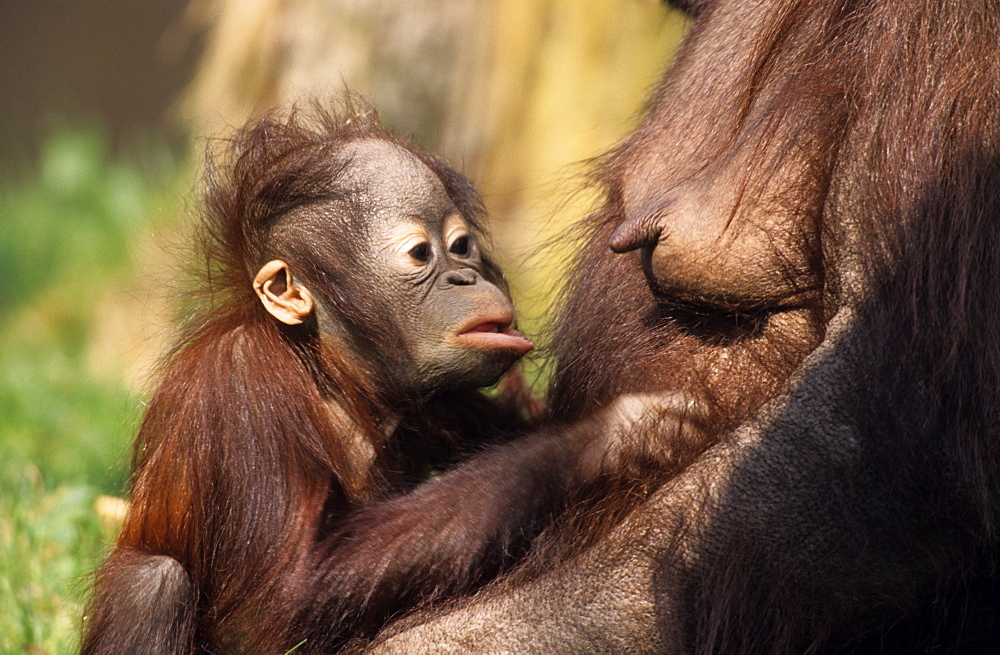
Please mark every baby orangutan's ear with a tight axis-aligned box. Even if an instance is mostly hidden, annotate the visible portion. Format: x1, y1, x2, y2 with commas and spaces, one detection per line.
253, 260, 315, 325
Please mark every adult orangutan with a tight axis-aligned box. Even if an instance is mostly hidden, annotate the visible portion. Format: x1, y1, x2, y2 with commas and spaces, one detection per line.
340, 0, 999, 651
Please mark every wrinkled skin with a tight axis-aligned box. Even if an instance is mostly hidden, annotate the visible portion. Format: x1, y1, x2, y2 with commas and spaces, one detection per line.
305, 139, 534, 396
367, 0, 1000, 651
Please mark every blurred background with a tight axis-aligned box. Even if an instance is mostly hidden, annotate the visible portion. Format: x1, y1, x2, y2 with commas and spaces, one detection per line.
0, 1, 686, 650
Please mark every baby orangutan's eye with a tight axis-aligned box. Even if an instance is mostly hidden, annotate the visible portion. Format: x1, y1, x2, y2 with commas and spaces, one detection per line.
449, 235, 470, 256
408, 242, 431, 262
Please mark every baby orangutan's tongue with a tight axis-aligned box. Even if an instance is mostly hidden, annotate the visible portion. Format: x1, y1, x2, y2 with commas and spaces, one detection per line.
468, 322, 502, 333
459, 320, 534, 354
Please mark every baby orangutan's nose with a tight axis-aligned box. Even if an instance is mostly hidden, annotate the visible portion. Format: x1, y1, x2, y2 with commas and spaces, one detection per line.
443, 268, 478, 286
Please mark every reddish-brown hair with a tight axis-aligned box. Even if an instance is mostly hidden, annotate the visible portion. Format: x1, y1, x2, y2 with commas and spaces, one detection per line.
83, 98, 529, 653
546, 0, 1000, 651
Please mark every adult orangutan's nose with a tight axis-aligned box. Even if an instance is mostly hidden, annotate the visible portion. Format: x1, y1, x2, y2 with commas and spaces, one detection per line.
608, 209, 664, 253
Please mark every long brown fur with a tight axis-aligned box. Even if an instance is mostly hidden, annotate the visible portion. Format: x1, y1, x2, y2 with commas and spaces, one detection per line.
338, 0, 1000, 652
548, 0, 1000, 651
81, 100, 541, 653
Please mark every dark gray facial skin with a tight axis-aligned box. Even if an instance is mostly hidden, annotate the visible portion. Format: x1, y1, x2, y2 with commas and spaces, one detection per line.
324, 139, 534, 396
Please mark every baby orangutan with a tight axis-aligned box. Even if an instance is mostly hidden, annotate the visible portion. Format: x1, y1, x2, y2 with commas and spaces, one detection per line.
82, 101, 695, 654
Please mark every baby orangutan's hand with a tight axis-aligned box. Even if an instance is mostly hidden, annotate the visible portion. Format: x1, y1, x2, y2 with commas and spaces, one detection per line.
570, 392, 709, 483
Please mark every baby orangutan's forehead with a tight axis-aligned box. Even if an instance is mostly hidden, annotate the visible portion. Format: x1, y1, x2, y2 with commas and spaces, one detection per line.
335, 138, 455, 224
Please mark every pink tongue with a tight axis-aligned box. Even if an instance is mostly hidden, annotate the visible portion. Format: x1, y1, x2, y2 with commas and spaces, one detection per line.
503, 326, 534, 349
464, 323, 534, 350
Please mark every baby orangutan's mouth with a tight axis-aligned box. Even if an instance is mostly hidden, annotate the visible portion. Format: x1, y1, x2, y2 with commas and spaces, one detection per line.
455, 316, 534, 354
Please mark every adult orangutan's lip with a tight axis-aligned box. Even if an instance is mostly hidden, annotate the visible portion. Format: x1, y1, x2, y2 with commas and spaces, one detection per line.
455, 315, 535, 354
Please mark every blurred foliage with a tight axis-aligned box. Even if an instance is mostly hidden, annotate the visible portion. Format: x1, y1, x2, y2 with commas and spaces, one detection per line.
0, 125, 183, 653
0, 468, 111, 653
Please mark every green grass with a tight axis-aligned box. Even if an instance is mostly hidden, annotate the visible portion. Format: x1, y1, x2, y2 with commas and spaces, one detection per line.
0, 125, 182, 653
